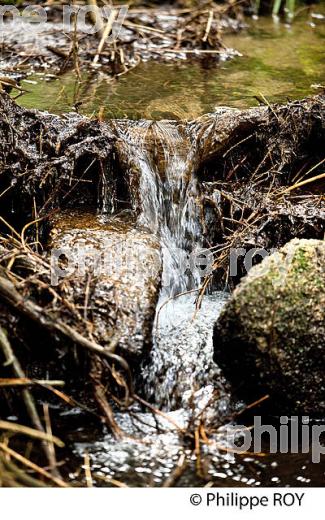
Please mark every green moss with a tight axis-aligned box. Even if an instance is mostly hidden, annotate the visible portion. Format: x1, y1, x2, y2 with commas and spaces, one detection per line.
214, 238, 325, 414
291, 247, 311, 273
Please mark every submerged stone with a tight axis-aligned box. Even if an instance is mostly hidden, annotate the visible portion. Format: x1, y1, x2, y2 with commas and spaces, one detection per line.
213, 238, 325, 415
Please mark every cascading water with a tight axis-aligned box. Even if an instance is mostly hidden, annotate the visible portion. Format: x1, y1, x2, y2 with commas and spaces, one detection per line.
72, 120, 318, 488
116, 120, 202, 297
72, 120, 251, 487
113, 119, 229, 414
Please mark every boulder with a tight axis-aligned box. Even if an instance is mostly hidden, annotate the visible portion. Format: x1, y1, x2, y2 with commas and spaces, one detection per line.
49, 210, 162, 361
213, 238, 325, 415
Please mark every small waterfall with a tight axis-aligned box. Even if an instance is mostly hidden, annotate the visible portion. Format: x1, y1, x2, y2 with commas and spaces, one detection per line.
115, 119, 202, 298
73, 120, 232, 485
113, 119, 227, 414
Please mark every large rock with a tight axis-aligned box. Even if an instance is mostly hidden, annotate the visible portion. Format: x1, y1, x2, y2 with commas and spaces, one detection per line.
49, 210, 162, 361
213, 239, 325, 415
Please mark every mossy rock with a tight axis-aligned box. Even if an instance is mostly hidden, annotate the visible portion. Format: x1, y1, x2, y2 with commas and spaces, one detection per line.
213, 238, 325, 415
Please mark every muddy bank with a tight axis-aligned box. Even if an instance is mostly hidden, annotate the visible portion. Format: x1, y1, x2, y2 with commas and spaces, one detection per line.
2, 92, 324, 211
0, 92, 118, 230
1, 91, 324, 279
193, 96, 325, 287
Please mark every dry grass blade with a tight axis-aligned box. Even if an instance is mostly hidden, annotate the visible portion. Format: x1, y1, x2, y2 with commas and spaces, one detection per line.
93, 9, 117, 66
280, 172, 325, 194
43, 404, 59, 477
0, 378, 64, 387
87, 0, 105, 38
0, 325, 62, 476
83, 452, 93, 488
162, 453, 187, 487
93, 473, 128, 487
0, 420, 64, 448
0, 443, 68, 488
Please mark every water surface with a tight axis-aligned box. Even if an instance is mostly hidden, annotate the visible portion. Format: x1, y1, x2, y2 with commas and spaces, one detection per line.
18, 13, 325, 119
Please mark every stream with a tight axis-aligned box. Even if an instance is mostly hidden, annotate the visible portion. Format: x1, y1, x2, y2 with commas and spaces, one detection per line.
18, 14, 325, 119
9, 12, 325, 486
66, 110, 324, 488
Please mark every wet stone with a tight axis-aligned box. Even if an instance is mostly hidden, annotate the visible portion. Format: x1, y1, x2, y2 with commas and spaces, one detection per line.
213, 238, 325, 416
49, 210, 162, 360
